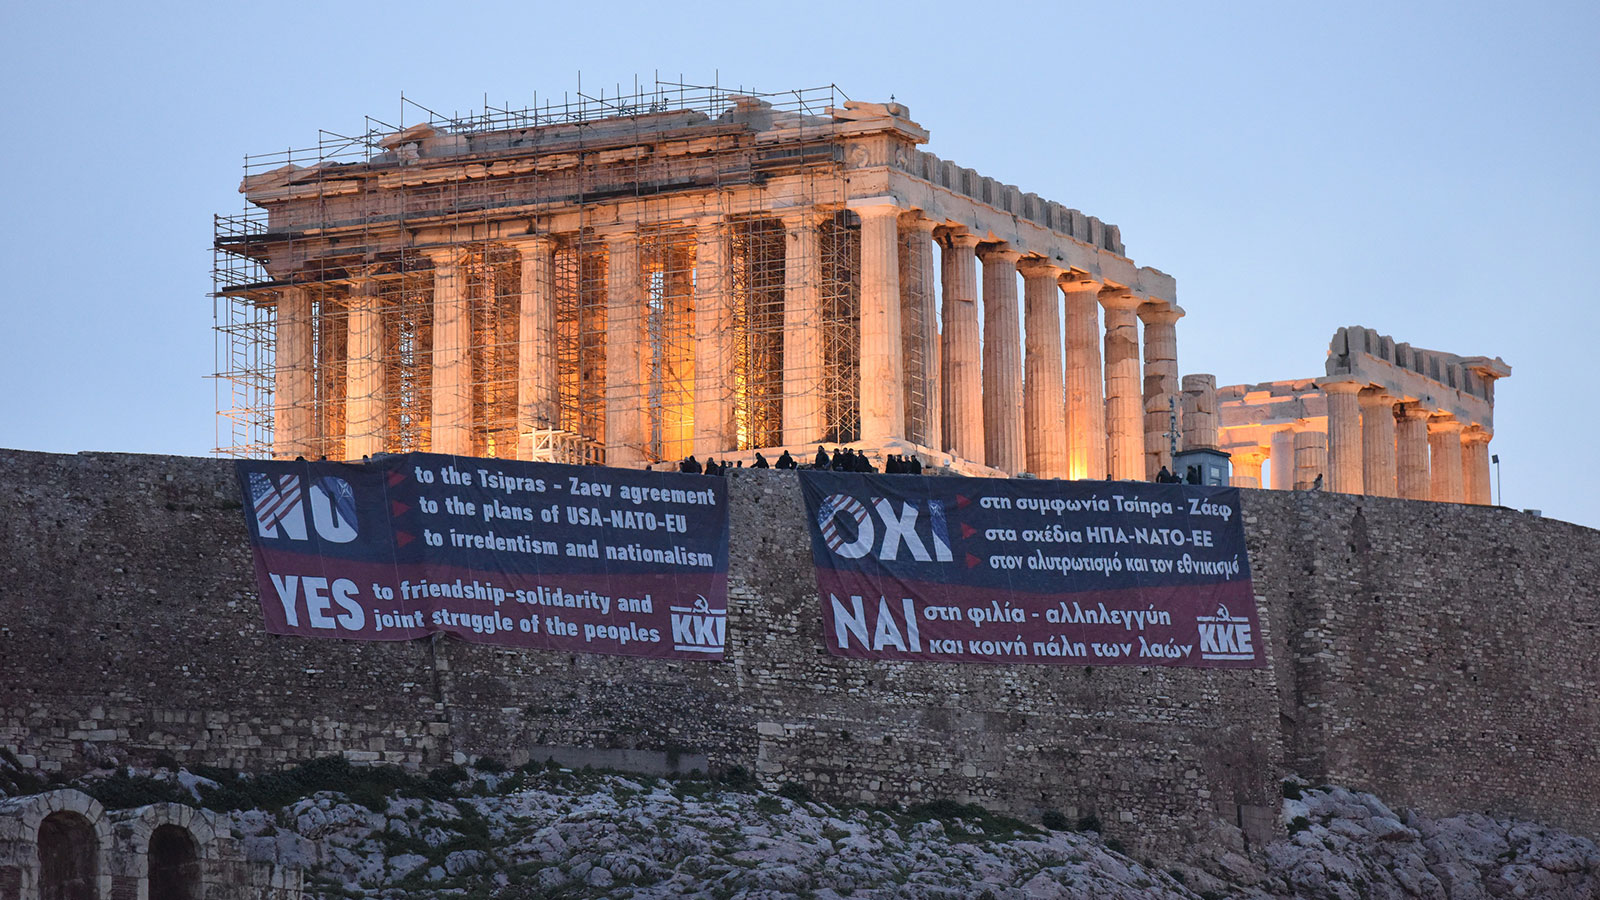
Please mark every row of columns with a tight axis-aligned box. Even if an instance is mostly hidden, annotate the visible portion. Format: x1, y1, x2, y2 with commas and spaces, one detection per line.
1231, 387, 1493, 505
911, 222, 1179, 480
275, 204, 1183, 479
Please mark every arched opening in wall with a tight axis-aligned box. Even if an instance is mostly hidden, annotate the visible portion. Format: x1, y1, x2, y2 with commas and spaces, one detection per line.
37, 811, 97, 900
148, 824, 200, 900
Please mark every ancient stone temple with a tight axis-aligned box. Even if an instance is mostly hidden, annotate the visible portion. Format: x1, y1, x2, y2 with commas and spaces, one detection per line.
1216, 326, 1511, 503
213, 82, 1179, 477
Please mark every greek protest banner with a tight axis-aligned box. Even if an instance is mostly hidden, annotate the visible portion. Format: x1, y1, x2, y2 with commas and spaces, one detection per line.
799, 472, 1261, 667
236, 453, 728, 660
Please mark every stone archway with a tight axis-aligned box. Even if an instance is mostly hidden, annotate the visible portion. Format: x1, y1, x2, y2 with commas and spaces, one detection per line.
146, 825, 199, 900
37, 811, 98, 900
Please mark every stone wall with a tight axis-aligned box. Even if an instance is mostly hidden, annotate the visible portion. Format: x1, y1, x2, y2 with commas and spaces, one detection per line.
0, 789, 300, 900
1242, 488, 1600, 838
0, 449, 1593, 854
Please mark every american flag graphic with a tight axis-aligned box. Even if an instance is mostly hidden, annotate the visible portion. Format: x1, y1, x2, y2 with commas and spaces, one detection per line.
249, 472, 302, 531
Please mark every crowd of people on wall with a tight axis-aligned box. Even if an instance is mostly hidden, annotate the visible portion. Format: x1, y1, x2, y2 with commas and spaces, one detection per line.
669, 453, 1235, 485
673, 447, 927, 476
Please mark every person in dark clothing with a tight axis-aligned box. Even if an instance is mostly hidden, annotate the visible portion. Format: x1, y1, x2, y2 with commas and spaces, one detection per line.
776, 450, 796, 470
830, 448, 847, 471
705, 457, 721, 476
909, 456, 923, 475
1186, 466, 1201, 484
1155, 465, 1180, 484
886, 454, 902, 474
753, 452, 770, 469
685, 455, 703, 474
815, 446, 829, 469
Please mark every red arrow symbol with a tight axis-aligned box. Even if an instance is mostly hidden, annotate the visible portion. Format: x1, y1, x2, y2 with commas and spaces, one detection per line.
391, 500, 411, 516
387, 469, 407, 487
956, 494, 971, 509
960, 522, 977, 539
395, 531, 415, 547
966, 552, 981, 569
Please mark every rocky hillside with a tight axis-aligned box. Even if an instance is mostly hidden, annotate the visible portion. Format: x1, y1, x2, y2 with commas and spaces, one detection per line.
8, 754, 1600, 899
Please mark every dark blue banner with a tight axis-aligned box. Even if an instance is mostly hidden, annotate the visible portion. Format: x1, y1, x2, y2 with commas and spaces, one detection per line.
237, 453, 729, 660
799, 472, 1261, 667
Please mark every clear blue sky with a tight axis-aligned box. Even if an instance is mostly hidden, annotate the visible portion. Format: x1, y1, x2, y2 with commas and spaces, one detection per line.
2, 1, 1595, 523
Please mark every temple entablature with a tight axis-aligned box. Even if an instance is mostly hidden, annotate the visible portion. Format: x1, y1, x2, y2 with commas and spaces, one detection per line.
1325, 325, 1510, 431
1216, 327, 1510, 504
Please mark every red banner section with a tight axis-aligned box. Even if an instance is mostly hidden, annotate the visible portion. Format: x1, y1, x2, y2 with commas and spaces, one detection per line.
800, 472, 1262, 668
236, 454, 728, 660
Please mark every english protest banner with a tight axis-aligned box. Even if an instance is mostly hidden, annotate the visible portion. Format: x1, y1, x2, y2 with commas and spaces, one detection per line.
799, 472, 1262, 667
237, 453, 729, 660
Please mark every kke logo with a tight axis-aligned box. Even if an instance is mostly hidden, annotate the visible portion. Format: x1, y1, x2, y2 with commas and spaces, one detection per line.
248, 471, 359, 543
1196, 604, 1255, 661
816, 494, 952, 562
669, 595, 727, 654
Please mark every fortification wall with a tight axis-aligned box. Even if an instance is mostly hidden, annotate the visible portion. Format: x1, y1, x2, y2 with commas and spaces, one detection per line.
1242, 488, 1600, 836
0, 450, 1593, 853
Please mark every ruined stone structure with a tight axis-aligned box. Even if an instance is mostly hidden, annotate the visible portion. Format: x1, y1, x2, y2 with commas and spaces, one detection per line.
3, 449, 1595, 860
0, 789, 300, 900
214, 83, 1180, 479
1216, 326, 1510, 502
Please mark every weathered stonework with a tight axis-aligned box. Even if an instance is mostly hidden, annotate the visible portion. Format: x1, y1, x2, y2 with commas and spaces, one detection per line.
1, 449, 1594, 857
0, 789, 299, 900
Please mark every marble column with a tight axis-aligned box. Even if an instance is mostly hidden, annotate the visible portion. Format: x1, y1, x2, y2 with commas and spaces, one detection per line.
1395, 403, 1431, 501
1100, 291, 1144, 480
345, 275, 386, 459
1293, 427, 1328, 490
781, 210, 826, 447
979, 245, 1024, 474
850, 201, 905, 446
1428, 417, 1466, 503
659, 245, 696, 460
273, 286, 315, 459
939, 230, 984, 462
1268, 428, 1296, 491
426, 250, 472, 456
510, 237, 558, 459
1139, 303, 1183, 480
1230, 450, 1265, 489
1462, 427, 1493, 505
899, 214, 940, 449
692, 220, 734, 457
1061, 276, 1105, 479
1358, 388, 1398, 498
1180, 374, 1218, 451
1018, 258, 1066, 478
602, 228, 647, 467
1321, 379, 1364, 494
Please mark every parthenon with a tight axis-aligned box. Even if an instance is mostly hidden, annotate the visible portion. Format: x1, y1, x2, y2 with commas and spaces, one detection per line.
1216, 326, 1511, 503
213, 83, 1182, 478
